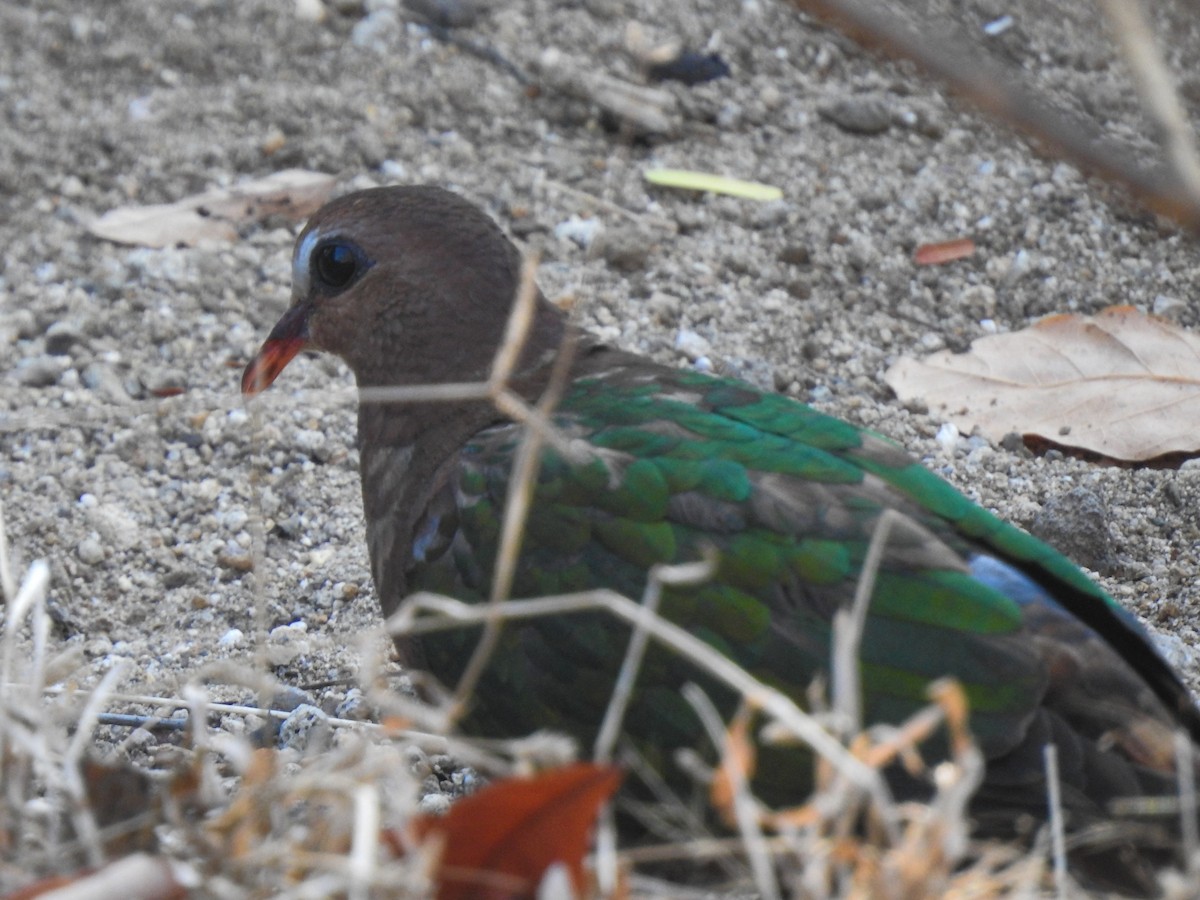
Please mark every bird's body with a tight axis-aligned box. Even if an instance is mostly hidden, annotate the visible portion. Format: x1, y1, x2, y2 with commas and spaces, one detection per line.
244, 185, 1200, 893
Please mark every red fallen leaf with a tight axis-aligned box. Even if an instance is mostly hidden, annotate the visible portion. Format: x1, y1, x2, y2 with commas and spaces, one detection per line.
149, 386, 187, 398
405, 762, 622, 900
914, 237, 975, 265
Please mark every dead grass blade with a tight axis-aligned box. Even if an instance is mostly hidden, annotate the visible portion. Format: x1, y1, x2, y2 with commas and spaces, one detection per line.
1043, 743, 1069, 898
683, 685, 780, 900
448, 254, 580, 728
594, 555, 717, 765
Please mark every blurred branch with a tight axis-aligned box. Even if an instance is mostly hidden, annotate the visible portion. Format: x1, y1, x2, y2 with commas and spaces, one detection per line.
1098, 0, 1200, 206
787, 0, 1200, 231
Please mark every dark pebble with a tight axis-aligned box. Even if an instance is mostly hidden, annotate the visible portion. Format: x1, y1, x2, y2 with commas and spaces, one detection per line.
819, 94, 892, 135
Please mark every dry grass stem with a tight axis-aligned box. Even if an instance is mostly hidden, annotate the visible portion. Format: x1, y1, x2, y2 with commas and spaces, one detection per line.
245, 402, 271, 681
348, 783, 381, 900
594, 554, 716, 764
832, 509, 901, 738
1, 559, 49, 695
1098, 0, 1200, 206
447, 255, 580, 727
1176, 730, 1199, 880
682, 684, 780, 900
0, 500, 15, 603
1043, 743, 1069, 898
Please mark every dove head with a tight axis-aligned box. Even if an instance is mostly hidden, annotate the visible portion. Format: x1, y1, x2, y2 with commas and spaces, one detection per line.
242, 185, 563, 394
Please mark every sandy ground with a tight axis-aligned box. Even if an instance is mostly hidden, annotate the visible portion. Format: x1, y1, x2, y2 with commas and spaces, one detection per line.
6, 0, 1200, 891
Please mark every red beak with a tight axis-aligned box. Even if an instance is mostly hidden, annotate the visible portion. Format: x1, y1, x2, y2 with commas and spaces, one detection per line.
241, 304, 311, 395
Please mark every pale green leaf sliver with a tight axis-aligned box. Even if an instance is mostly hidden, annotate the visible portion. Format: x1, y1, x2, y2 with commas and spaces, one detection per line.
644, 168, 783, 201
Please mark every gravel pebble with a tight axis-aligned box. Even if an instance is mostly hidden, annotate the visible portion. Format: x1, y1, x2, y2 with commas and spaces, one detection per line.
16, 355, 67, 387
44, 321, 84, 355
1030, 486, 1116, 575
278, 704, 331, 752
819, 93, 893, 134
77, 538, 105, 566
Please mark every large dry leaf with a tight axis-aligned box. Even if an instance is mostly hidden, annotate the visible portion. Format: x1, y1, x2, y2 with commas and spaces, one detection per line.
408, 762, 622, 900
88, 169, 335, 247
884, 306, 1200, 462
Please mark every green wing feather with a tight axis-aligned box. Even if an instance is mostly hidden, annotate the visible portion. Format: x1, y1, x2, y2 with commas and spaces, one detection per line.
407, 365, 1191, 809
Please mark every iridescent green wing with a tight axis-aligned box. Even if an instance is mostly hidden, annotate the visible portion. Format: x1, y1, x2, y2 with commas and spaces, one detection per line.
409, 364, 1193, 772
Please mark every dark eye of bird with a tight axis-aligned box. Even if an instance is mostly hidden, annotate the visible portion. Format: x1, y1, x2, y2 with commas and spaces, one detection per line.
313, 242, 361, 289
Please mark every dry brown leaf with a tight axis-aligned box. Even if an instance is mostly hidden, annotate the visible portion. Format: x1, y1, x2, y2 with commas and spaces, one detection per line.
88, 169, 335, 248
884, 305, 1200, 462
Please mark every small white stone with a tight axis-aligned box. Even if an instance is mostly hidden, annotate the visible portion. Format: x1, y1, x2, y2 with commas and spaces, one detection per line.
218, 628, 245, 648
380, 159, 408, 180
350, 9, 399, 51
87, 505, 140, 550
266, 622, 311, 665
553, 215, 602, 249
294, 0, 327, 21
1152, 294, 1186, 320
1152, 631, 1196, 670
221, 508, 249, 532
935, 422, 960, 457
674, 328, 712, 361
982, 15, 1013, 36
77, 538, 105, 565
293, 428, 327, 459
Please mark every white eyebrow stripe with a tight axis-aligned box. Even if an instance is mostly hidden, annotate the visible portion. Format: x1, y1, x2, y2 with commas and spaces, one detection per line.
293, 227, 324, 296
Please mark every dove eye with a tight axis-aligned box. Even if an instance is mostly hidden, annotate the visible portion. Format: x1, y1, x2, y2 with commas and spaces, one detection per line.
312, 241, 368, 291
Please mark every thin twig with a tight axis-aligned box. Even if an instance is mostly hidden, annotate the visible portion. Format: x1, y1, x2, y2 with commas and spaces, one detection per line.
0, 499, 15, 603
418, 23, 532, 86
447, 255, 579, 727
1, 561, 50, 696
348, 783, 381, 900
1043, 743, 1068, 898
832, 509, 901, 737
1176, 729, 1199, 881
31, 683, 511, 774
682, 684, 780, 900
487, 253, 541, 394
594, 555, 716, 763
63, 659, 132, 867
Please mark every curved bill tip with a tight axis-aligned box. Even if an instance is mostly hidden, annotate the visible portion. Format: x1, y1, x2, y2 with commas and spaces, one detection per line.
242, 336, 307, 395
